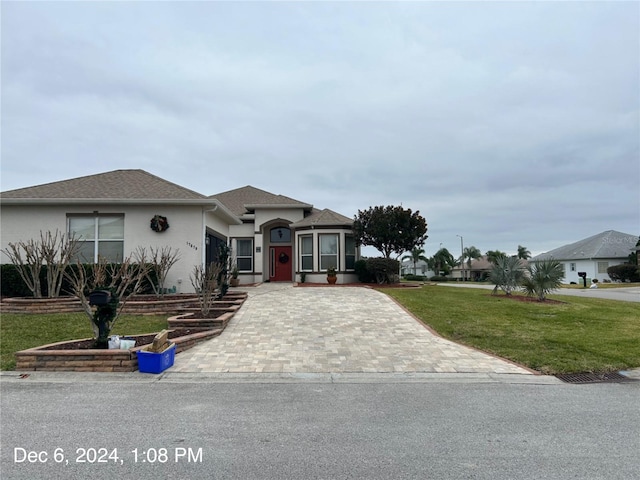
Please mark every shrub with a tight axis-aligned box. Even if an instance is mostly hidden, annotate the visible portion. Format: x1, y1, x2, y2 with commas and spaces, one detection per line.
430, 275, 449, 282
0, 263, 157, 298
354, 259, 373, 283
365, 257, 400, 284
607, 263, 640, 283
404, 274, 427, 281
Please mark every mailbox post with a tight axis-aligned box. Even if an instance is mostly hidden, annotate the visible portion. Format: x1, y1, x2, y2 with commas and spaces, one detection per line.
89, 289, 119, 348
577, 272, 587, 288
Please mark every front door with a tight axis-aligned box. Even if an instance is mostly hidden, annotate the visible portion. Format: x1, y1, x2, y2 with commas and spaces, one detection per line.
269, 246, 292, 282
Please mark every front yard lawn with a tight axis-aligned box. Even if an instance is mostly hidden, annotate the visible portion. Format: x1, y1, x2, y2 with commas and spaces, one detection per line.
0, 313, 168, 370
382, 285, 640, 374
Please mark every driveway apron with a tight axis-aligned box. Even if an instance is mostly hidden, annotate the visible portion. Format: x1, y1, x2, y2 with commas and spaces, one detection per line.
172, 284, 532, 374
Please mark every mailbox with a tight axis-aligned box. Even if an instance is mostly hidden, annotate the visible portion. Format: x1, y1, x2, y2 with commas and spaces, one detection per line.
89, 290, 112, 306
577, 272, 587, 288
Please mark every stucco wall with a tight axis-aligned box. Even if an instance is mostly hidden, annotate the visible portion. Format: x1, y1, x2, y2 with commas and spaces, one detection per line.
0, 203, 231, 294
560, 259, 626, 283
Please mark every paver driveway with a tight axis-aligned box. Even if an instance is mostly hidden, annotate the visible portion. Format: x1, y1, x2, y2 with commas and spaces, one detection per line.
172, 284, 532, 374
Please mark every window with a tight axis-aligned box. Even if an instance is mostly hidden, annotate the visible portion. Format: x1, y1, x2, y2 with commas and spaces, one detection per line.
597, 261, 609, 274
570, 263, 576, 272
68, 214, 124, 263
270, 227, 291, 243
345, 235, 356, 270
236, 239, 253, 272
320, 234, 338, 271
300, 235, 313, 271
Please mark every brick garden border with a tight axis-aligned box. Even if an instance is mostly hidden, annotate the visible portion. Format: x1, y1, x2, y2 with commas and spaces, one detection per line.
15, 329, 222, 372
13, 291, 249, 372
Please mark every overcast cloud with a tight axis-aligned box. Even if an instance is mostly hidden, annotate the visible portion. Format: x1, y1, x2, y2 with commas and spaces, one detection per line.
2, 1, 638, 258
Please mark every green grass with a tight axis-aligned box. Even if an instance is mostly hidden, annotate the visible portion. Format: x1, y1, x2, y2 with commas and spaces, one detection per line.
0, 313, 168, 371
381, 285, 640, 374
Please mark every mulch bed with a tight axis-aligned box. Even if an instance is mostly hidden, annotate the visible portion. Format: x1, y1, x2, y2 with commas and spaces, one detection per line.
41, 329, 202, 351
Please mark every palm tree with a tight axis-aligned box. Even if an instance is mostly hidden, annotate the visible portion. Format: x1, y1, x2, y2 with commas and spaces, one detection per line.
489, 256, 525, 296
401, 247, 429, 276
432, 248, 456, 276
522, 259, 564, 301
486, 250, 508, 265
463, 246, 482, 269
517, 245, 532, 260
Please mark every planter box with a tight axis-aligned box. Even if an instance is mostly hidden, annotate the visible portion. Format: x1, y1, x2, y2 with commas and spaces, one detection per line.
137, 343, 176, 374
15, 329, 222, 372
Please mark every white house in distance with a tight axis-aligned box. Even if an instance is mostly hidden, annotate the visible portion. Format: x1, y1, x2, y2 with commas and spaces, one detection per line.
0, 170, 360, 292
530, 230, 638, 283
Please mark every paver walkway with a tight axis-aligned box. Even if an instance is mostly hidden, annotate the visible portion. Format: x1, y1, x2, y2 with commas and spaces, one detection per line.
172, 284, 532, 374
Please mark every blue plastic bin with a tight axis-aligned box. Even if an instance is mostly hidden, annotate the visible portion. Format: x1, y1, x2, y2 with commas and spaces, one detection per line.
136, 343, 176, 374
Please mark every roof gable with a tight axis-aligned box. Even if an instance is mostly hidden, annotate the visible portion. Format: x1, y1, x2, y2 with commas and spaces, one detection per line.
211, 186, 311, 216
291, 208, 353, 228
0, 169, 206, 201
532, 230, 638, 261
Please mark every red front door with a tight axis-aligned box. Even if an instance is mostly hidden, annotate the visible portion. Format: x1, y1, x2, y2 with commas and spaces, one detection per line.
270, 246, 292, 282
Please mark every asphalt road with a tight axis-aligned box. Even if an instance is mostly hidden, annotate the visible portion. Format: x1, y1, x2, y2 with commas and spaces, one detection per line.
2, 376, 639, 480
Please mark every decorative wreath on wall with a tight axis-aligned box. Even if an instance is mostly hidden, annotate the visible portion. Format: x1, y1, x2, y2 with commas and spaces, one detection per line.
279, 252, 290, 264
150, 215, 170, 233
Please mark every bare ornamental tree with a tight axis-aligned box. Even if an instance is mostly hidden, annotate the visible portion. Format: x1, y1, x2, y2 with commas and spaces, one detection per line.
2, 230, 80, 298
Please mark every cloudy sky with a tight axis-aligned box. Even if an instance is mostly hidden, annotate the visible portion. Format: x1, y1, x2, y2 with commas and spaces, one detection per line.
2, 1, 638, 258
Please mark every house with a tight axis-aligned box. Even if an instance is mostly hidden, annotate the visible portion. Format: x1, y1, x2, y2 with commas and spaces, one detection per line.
400, 259, 435, 278
450, 256, 505, 281
0, 170, 360, 292
530, 230, 638, 283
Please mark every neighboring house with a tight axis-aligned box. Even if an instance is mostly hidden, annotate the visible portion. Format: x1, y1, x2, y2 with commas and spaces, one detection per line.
530, 230, 638, 283
400, 260, 433, 278
451, 256, 503, 281
0, 170, 360, 292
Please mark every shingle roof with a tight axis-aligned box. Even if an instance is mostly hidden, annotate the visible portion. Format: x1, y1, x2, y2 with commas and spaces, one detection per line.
291, 208, 353, 228
532, 230, 638, 261
211, 186, 312, 216
0, 169, 207, 201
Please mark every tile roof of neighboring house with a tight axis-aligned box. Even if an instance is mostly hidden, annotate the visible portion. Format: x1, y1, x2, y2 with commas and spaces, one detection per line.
0, 169, 208, 202
211, 186, 312, 216
531, 230, 638, 261
291, 208, 353, 228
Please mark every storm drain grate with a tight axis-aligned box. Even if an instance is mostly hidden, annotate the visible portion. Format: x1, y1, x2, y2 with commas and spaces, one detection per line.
555, 372, 638, 384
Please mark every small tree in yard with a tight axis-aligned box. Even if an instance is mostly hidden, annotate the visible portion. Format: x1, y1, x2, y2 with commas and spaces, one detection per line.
353, 205, 428, 259
64, 254, 152, 348
522, 259, 564, 301
489, 256, 525, 296
135, 245, 181, 296
190, 262, 224, 317
2, 230, 80, 298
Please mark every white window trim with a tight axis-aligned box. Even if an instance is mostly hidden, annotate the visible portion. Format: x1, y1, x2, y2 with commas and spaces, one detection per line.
235, 238, 254, 272
299, 235, 314, 272
68, 214, 124, 263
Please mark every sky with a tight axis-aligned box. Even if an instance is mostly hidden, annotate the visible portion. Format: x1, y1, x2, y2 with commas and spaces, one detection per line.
2, 1, 639, 259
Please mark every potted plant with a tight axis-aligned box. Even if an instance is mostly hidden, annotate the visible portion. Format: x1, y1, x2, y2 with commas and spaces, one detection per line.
230, 265, 239, 287
327, 266, 337, 285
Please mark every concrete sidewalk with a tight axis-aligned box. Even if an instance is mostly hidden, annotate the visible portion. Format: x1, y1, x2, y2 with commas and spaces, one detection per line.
171, 284, 532, 375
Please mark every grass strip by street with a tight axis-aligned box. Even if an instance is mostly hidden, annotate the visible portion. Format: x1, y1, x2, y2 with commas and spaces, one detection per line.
0, 313, 167, 371
381, 285, 640, 374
